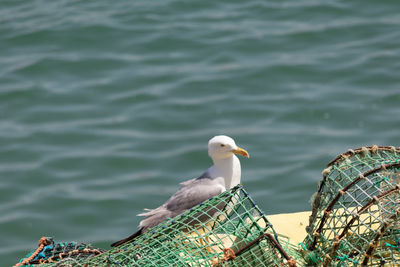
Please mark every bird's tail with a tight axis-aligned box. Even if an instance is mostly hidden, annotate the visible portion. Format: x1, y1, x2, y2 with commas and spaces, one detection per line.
110, 228, 143, 247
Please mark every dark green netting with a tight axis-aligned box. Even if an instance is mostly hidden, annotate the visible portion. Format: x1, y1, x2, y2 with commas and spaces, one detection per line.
303, 146, 400, 266
22, 185, 300, 266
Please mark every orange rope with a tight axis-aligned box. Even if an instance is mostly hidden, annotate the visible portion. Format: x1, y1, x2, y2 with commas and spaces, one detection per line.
211, 248, 236, 266
14, 237, 51, 267
222, 248, 236, 261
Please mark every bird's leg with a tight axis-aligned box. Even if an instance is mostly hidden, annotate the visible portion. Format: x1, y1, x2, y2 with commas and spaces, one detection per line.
196, 227, 214, 254
198, 235, 214, 254
205, 235, 214, 254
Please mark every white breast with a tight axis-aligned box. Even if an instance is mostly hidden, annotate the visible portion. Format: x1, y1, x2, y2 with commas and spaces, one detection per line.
207, 155, 241, 190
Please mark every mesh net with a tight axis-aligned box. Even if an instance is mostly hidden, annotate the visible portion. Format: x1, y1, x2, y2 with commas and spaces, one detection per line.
15, 238, 104, 266
303, 146, 400, 266
22, 185, 299, 267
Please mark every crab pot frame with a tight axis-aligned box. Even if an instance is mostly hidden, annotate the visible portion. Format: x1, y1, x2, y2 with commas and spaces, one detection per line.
303, 146, 400, 266
35, 185, 298, 267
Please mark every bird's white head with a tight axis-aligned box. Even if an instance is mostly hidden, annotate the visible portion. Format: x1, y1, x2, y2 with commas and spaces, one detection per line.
208, 135, 250, 160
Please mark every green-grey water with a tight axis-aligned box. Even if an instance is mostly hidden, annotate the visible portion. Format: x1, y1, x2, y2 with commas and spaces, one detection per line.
1, 0, 400, 265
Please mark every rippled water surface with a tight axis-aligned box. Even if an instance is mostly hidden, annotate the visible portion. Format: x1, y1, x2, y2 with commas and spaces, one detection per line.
1, 0, 400, 265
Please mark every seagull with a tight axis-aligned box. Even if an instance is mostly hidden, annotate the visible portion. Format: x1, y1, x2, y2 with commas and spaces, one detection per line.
111, 135, 249, 247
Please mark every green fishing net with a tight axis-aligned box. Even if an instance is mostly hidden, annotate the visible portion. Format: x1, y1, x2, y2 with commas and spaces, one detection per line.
303, 146, 400, 266
19, 186, 297, 266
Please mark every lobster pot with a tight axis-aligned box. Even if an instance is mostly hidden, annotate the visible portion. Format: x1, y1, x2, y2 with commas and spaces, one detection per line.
303, 146, 400, 266
37, 185, 298, 267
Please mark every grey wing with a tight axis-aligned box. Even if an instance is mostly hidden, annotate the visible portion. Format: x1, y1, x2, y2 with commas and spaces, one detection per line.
165, 178, 224, 213
138, 178, 223, 231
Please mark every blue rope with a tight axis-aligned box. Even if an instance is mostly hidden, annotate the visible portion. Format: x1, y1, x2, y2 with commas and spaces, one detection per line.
336, 255, 359, 266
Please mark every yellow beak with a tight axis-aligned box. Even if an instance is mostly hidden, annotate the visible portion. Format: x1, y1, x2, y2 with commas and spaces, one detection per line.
232, 147, 250, 158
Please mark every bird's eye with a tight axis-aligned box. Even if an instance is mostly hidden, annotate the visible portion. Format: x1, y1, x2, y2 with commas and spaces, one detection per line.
220, 144, 225, 147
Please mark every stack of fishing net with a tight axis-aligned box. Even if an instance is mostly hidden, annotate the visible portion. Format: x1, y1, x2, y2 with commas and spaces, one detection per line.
15, 237, 104, 266
79, 185, 300, 266
303, 146, 400, 266
18, 186, 301, 266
